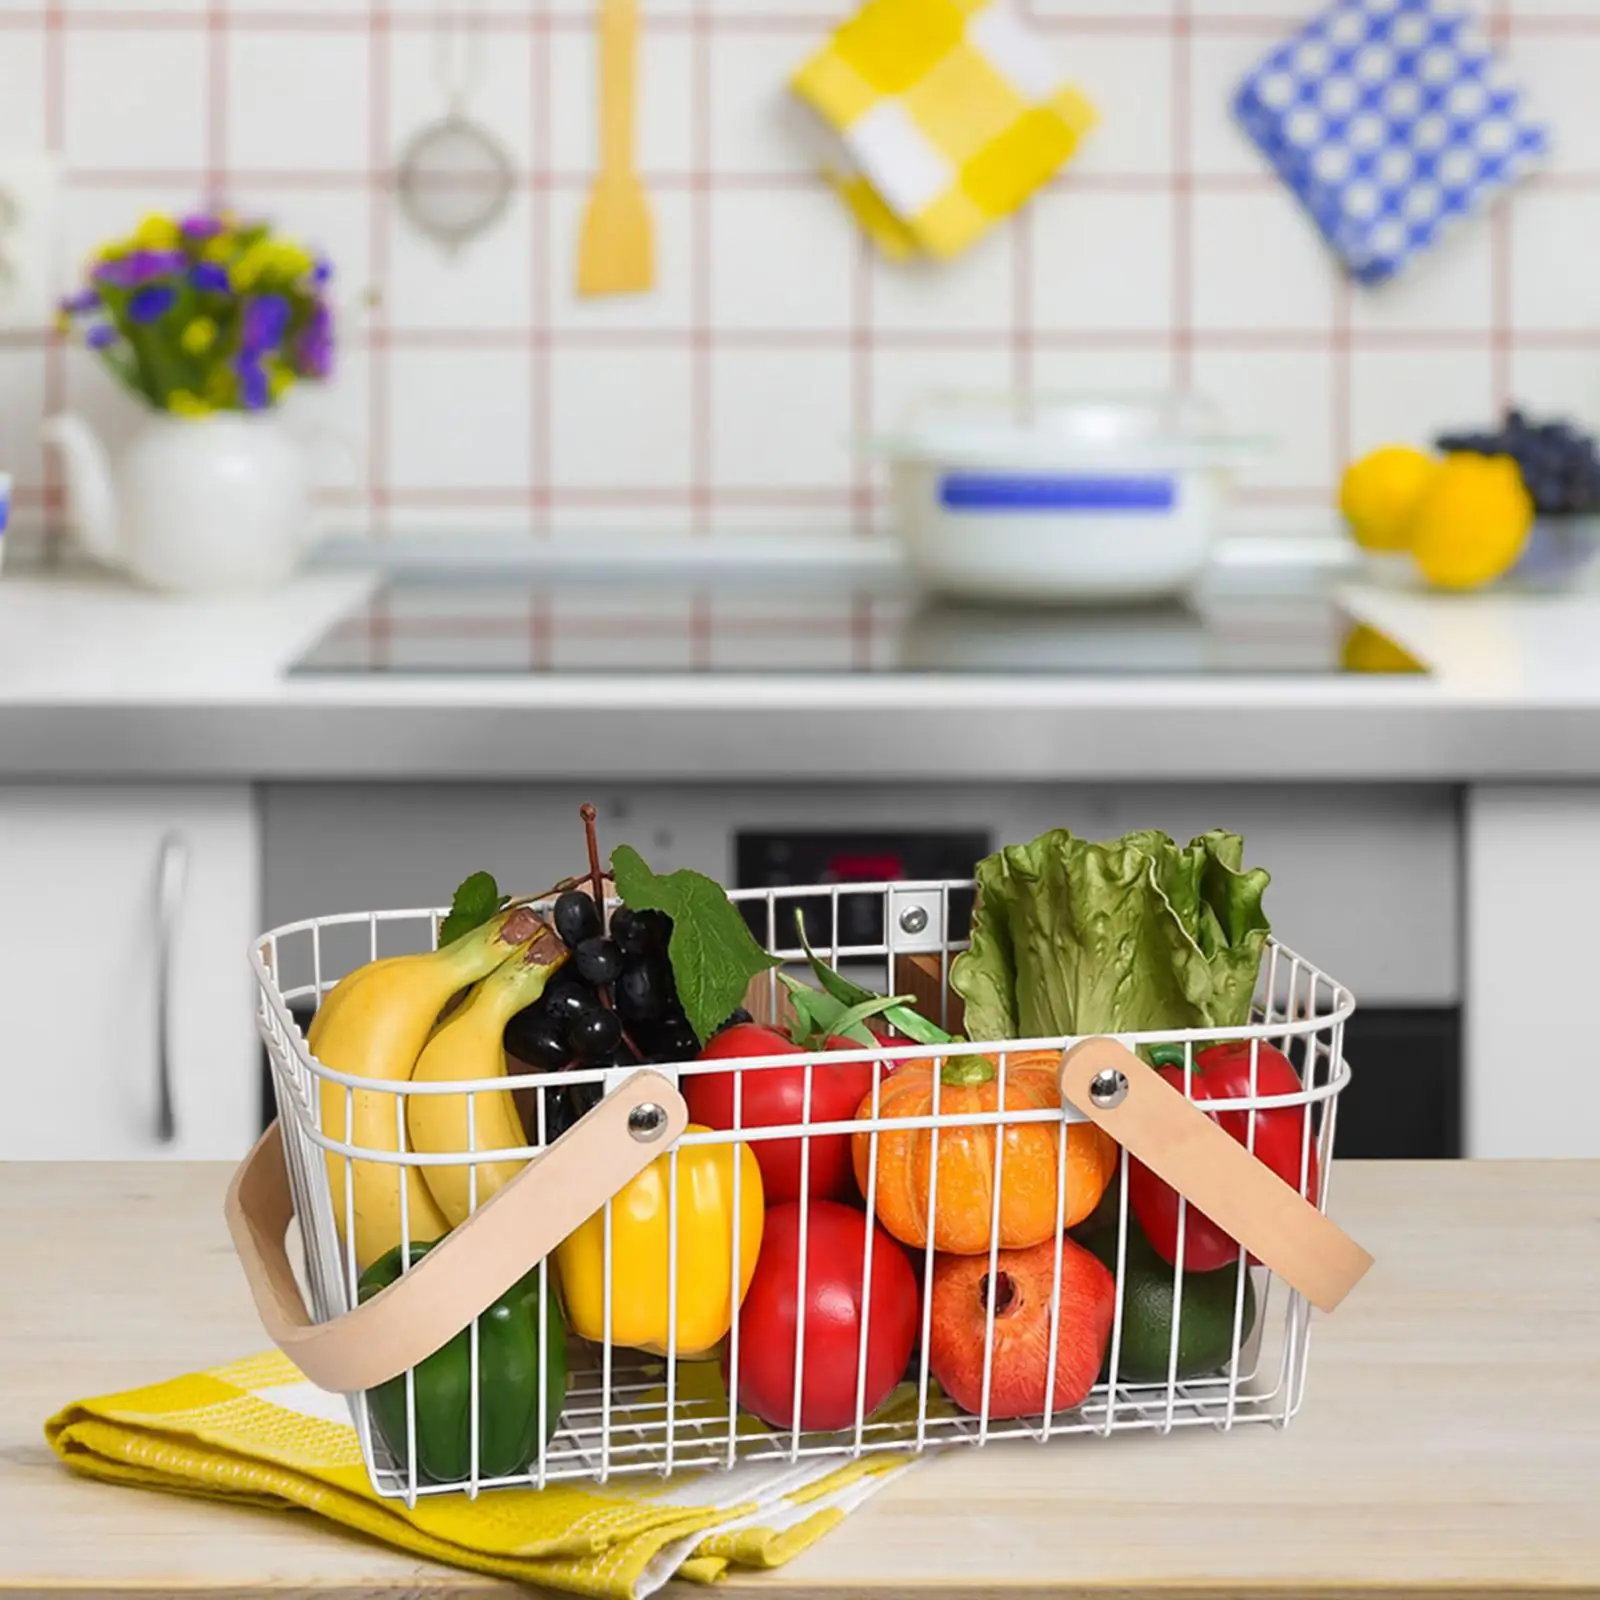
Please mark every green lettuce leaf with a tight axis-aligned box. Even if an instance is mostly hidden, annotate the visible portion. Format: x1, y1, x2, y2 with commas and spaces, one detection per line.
950, 828, 1271, 1041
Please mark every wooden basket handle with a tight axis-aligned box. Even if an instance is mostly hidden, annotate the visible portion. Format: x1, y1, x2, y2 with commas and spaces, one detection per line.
1059, 1038, 1373, 1313
224, 1070, 689, 1393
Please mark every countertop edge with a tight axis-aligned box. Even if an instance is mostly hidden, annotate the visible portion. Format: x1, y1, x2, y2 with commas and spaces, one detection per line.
7, 700, 1600, 781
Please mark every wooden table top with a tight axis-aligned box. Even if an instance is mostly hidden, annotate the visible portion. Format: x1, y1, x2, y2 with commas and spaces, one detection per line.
2, 1158, 1597, 1598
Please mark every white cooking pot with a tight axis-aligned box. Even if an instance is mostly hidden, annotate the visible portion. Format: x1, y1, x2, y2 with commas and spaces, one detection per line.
868, 392, 1267, 605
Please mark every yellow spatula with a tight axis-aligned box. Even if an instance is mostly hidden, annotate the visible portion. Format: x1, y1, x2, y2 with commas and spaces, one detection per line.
577, 0, 655, 297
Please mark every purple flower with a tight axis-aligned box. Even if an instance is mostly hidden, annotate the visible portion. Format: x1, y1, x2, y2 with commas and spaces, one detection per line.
93, 250, 184, 289
58, 289, 101, 316
311, 256, 333, 287
235, 355, 270, 412
297, 302, 334, 380
180, 213, 223, 240
188, 261, 231, 294
127, 284, 177, 323
241, 294, 289, 354
86, 323, 119, 350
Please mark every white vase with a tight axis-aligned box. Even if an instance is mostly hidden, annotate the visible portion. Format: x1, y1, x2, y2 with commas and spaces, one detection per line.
41, 408, 324, 594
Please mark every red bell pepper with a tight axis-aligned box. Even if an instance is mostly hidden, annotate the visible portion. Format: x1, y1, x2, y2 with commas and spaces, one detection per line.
1127, 1040, 1319, 1273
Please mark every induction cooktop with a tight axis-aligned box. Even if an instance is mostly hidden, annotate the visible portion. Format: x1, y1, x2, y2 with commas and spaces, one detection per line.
289, 571, 1427, 678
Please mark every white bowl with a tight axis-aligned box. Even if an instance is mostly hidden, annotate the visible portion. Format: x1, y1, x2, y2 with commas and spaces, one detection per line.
867, 392, 1266, 606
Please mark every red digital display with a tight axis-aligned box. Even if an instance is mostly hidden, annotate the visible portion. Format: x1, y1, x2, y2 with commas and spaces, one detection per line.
828, 853, 905, 882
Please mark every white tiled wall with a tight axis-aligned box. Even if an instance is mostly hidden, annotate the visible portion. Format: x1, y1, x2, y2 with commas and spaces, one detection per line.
1, 1, 1598, 552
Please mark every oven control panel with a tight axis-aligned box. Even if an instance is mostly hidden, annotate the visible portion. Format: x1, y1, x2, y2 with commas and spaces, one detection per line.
734, 830, 989, 951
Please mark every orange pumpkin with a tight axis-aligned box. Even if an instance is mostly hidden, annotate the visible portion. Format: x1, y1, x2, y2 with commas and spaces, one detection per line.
852, 1050, 1118, 1255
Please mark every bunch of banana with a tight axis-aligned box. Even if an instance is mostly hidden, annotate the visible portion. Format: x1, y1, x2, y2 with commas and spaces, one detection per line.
409, 920, 570, 1227
308, 904, 557, 1273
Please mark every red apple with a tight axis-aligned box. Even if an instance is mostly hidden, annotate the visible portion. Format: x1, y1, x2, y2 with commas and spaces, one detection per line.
928, 1236, 1115, 1419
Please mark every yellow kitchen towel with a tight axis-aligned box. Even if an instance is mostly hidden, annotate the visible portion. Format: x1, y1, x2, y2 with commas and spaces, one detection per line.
46, 1350, 918, 1599
794, 0, 1097, 261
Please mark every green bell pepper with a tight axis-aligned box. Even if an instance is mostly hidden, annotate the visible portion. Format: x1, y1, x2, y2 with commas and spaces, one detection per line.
358, 1240, 568, 1484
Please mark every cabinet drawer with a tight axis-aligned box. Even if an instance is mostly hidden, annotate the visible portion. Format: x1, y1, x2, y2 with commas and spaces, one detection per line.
0, 785, 260, 1159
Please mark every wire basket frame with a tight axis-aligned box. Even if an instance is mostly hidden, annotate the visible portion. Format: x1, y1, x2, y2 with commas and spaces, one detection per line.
251, 880, 1355, 1506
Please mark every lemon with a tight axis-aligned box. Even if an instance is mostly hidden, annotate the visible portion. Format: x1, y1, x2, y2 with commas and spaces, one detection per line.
1340, 622, 1423, 675
1407, 453, 1533, 592
1339, 445, 1440, 552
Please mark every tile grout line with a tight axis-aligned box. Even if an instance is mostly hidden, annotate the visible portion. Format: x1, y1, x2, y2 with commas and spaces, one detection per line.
14, 10, 1600, 38
1332, 275, 1352, 485
850, 233, 874, 541
1171, 0, 1193, 392
689, 0, 713, 537
43, 167, 1600, 194
1489, 0, 1515, 413
532, 7, 552, 539
529, 4, 552, 668
205, 0, 227, 204
40, 0, 67, 562
366, 0, 390, 539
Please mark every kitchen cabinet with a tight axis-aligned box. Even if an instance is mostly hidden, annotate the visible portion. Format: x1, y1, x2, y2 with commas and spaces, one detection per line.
261, 781, 1461, 1006
1466, 787, 1600, 1158
0, 785, 260, 1159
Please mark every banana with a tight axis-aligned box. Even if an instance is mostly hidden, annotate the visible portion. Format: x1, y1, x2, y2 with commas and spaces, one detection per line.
408, 922, 570, 1228
311, 905, 547, 1273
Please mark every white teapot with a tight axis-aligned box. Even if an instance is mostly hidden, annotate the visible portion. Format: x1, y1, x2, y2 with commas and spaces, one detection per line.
41, 406, 334, 594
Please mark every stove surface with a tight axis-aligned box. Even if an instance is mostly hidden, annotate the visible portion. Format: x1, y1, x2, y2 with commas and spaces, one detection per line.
289, 572, 1427, 678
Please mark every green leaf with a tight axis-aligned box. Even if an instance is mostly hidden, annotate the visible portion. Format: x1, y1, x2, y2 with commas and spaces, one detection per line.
440, 870, 506, 947
776, 974, 918, 1049
611, 845, 779, 1045
795, 914, 954, 1046
778, 975, 855, 1044
949, 829, 1272, 1042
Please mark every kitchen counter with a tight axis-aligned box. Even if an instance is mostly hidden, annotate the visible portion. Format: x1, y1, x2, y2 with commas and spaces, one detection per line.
3, 1158, 1597, 1597
5, 554, 1600, 779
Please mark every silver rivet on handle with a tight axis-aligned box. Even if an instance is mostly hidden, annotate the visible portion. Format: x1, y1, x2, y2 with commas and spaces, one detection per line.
1089, 1068, 1130, 1110
898, 906, 929, 935
628, 1103, 669, 1142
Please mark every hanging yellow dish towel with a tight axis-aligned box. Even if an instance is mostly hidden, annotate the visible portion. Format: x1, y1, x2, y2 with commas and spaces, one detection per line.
45, 1350, 919, 1600
793, 0, 1097, 261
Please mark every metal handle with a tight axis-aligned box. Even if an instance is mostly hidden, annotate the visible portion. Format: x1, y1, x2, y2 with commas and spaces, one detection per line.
153, 832, 188, 1144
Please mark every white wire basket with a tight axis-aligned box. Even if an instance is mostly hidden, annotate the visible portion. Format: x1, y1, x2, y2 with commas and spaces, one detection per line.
232, 879, 1369, 1507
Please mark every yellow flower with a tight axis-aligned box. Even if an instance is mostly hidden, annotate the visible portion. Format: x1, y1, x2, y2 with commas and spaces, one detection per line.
204, 364, 237, 408
133, 213, 180, 252
265, 357, 295, 402
202, 232, 235, 263
230, 240, 268, 290
180, 316, 218, 355
168, 389, 213, 419
52, 310, 71, 335
267, 240, 315, 280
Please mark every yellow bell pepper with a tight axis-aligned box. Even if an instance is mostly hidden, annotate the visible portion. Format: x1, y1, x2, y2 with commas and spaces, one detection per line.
555, 1128, 763, 1358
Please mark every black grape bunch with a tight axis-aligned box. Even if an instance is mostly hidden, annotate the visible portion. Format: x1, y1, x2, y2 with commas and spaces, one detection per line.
1437, 408, 1600, 519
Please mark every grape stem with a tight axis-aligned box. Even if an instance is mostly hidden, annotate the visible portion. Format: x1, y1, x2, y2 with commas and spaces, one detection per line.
576, 802, 645, 1065
579, 803, 606, 923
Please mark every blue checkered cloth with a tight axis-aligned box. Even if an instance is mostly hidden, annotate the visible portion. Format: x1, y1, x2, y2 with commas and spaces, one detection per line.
1234, 0, 1548, 286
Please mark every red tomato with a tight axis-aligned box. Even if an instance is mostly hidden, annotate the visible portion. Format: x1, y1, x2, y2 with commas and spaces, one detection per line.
687, 1024, 874, 1205
723, 1200, 920, 1433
